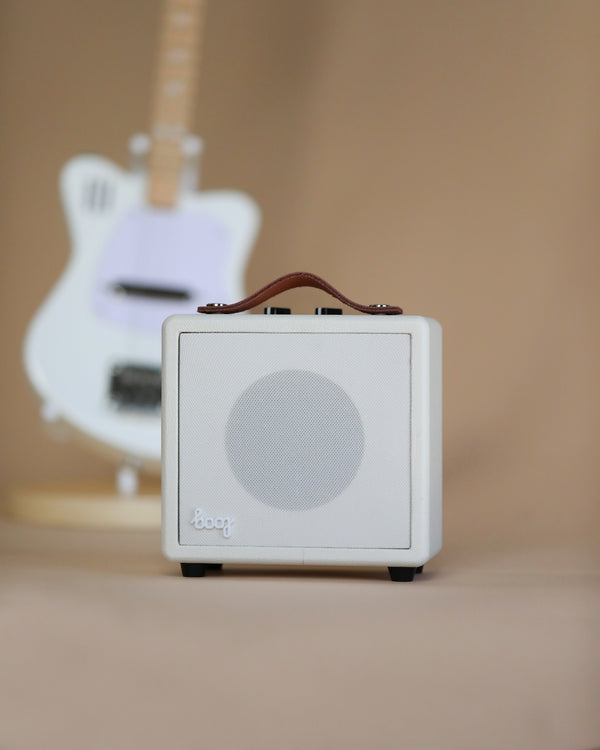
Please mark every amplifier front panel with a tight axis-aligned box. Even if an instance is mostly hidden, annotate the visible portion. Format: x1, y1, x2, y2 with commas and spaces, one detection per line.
177, 332, 412, 549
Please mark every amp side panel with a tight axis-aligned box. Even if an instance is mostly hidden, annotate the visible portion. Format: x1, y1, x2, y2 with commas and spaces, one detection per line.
161, 316, 187, 560
428, 318, 443, 557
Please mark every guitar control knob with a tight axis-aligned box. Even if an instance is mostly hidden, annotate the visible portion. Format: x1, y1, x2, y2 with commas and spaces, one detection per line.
264, 307, 291, 315
315, 307, 343, 315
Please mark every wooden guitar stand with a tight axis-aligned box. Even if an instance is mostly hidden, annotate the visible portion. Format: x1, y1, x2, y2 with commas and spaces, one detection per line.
3, 476, 160, 530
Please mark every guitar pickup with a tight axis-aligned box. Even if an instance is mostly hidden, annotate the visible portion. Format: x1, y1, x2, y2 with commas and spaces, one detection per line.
109, 364, 162, 410
112, 283, 191, 301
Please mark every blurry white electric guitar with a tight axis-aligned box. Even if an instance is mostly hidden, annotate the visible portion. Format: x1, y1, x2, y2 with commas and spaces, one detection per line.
24, 0, 260, 486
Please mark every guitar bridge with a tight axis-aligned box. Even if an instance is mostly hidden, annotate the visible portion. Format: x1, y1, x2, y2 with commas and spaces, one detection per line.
109, 365, 161, 410
112, 283, 191, 301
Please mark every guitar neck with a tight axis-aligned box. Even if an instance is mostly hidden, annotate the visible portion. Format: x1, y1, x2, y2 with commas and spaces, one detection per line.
147, 0, 205, 207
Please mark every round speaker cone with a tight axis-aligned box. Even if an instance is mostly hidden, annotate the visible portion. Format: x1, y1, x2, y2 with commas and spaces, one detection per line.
225, 370, 364, 510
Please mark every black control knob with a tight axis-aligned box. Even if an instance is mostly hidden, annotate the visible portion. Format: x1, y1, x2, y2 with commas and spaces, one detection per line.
315, 307, 343, 315
264, 306, 291, 315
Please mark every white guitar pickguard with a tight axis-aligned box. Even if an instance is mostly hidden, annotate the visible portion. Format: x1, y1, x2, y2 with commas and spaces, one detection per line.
94, 207, 232, 332
24, 155, 261, 468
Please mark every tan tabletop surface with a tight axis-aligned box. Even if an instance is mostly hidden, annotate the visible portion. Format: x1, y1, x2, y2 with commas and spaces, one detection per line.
1, 519, 598, 750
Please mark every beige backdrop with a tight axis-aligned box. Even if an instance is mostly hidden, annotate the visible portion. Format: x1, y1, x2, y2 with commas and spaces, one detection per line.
1, 0, 599, 556
0, 2, 599, 748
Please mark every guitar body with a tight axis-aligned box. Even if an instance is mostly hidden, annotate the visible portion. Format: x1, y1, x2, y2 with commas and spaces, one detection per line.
24, 154, 260, 469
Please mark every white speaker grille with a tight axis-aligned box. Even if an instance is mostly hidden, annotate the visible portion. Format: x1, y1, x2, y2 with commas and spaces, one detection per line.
225, 370, 364, 510
177, 331, 412, 549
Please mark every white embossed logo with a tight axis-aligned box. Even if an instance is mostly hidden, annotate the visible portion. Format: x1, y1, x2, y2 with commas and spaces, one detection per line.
190, 508, 234, 539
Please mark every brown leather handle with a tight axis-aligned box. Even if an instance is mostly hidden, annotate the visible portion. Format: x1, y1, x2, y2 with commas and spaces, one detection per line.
197, 271, 403, 315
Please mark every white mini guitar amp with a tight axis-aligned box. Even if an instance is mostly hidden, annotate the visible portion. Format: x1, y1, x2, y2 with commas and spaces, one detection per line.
162, 272, 442, 581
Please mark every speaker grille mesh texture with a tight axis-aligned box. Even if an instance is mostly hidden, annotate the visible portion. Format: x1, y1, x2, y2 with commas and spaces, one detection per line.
177, 331, 412, 549
225, 369, 364, 511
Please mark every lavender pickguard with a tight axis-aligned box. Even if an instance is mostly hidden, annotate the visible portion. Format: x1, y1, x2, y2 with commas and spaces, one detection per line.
93, 207, 232, 333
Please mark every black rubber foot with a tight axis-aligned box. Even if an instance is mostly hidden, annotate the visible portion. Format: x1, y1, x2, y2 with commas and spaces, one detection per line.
415, 565, 424, 574
206, 563, 223, 571
181, 563, 206, 577
388, 566, 416, 582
